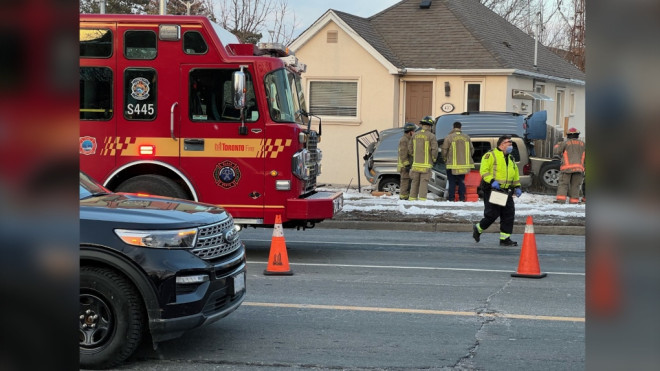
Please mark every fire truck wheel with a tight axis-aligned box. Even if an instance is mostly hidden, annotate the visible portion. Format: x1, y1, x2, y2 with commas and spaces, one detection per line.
116, 174, 188, 199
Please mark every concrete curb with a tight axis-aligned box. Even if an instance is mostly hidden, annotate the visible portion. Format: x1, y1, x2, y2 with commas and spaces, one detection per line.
317, 220, 585, 236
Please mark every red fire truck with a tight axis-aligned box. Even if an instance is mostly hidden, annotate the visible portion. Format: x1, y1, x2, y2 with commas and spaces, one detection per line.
79, 14, 342, 228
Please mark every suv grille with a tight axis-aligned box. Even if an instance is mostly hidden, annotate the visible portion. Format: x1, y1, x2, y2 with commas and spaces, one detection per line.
191, 218, 241, 260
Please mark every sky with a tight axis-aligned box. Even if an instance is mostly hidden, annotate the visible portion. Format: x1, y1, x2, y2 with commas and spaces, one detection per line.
286, 0, 401, 38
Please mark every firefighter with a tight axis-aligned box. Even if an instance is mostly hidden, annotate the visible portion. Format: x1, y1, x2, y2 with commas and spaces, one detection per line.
407, 116, 438, 201
397, 122, 417, 200
472, 135, 522, 246
441, 121, 474, 201
553, 127, 585, 204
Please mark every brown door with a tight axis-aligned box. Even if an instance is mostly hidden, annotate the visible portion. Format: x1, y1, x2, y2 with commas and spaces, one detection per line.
405, 82, 432, 124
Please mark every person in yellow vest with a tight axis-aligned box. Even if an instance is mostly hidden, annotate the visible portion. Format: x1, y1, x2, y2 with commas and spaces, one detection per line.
553, 127, 586, 204
472, 135, 523, 246
397, 122, 417, 200
407, 116, 438, 201
442, 121, 474, 201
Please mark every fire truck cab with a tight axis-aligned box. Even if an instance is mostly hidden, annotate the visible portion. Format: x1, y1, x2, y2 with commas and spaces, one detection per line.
80, 14, 342, 228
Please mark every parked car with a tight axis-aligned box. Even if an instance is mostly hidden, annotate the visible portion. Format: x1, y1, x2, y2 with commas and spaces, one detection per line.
363, 111, 548, 197
79, 172, 246, 369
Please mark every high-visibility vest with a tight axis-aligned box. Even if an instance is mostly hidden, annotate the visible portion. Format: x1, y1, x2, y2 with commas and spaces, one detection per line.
408, 129, 438, 172
480, 149, 521, 189
443, 129, 474, 175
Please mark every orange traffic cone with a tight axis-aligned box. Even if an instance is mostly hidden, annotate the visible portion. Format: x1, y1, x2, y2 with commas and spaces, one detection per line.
264, 215, 293, 275
511, 216, 547, 278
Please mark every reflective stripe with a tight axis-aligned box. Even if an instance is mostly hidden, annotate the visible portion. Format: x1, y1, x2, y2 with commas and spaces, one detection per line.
500, 232, 511, 240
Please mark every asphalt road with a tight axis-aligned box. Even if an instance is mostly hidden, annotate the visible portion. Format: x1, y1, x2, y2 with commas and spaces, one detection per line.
114, 228, 585, 370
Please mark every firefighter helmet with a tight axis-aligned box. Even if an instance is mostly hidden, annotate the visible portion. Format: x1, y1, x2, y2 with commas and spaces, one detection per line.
420, 116, 434, 126
403, 122, 416, 132
567, 127, 580, 135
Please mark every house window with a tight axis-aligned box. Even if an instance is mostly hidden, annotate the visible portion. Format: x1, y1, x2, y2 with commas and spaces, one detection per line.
309, 80, 358, 117
555, 89, 565, 129
569, 91, 575, 116
466, 83, 481, 112
327, 30, 338, 43
534, 84, 546, 112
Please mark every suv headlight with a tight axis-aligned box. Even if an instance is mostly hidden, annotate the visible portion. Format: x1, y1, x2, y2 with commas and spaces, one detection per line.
115, 228, 198, 248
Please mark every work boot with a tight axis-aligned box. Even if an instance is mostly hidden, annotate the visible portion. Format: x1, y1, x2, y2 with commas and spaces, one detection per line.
472, 224, 481, 242
499, 238, 518, 246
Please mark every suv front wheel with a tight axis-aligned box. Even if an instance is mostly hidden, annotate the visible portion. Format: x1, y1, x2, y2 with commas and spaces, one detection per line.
80, 267, 144, 369
378, 176, 400, 194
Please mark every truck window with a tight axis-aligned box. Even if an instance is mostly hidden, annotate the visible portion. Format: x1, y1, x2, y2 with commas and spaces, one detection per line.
189, 69, 259, 122
80, 67, 113, 120
124, 30, 157, 60
264, 69, 304, 124
80, 29, 112, 58
124, 68, 157, 121
183, 31, 208, 54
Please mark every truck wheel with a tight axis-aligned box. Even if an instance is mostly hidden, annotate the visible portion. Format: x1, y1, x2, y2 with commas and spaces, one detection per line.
116, 174, 187, 199
378, 177, 400, 194
539, 162, 561, 190
80, 267, 144, 369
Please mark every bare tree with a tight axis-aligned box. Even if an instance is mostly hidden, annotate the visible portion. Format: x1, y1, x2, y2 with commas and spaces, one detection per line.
80, 0, 151, 14
270, 1, 299, 46
216, 0, 297, 45
144, 0, 215, 19
480, 0, 585, 71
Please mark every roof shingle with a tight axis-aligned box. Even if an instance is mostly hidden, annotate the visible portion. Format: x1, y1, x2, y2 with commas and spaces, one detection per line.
331, 0, 584, 81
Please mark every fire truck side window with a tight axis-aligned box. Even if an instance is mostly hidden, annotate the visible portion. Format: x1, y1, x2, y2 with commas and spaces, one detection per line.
80, 67, 113, 120
124, 30, 157, 60
183, 31, 208, 54
124, 68, 157, 121
188, 69, 259, 122
80, 29, 112, 58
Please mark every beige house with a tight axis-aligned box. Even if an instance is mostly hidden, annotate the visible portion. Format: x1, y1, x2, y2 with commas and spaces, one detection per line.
289, 0, 585, 187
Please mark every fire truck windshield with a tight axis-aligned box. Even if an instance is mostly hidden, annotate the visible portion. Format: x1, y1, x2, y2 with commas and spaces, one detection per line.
264, 68, 306, 125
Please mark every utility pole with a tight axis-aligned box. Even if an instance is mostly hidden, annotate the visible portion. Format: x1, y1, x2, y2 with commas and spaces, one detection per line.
160, 0, 167, 15
534, 11, 541, 68
98, 0, 105, 14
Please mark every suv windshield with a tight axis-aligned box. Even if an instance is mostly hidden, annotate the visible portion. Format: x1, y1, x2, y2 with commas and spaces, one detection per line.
80, 172, 110, 199
264, 68, 306, 124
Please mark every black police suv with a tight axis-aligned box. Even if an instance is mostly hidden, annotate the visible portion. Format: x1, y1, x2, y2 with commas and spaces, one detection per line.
79, 172, 246, 369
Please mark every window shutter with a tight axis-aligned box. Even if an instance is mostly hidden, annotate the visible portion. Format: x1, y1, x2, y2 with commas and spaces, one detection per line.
309, 81, 357, 117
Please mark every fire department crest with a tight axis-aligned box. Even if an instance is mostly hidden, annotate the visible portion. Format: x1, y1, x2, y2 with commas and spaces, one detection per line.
79, 136, 97, 155
130, 77, 150, 100
214, 160, 241, 189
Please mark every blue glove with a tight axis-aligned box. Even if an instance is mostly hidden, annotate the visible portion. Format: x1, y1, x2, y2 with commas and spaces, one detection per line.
491, 180, 500, 190
515, 188, 522, 197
